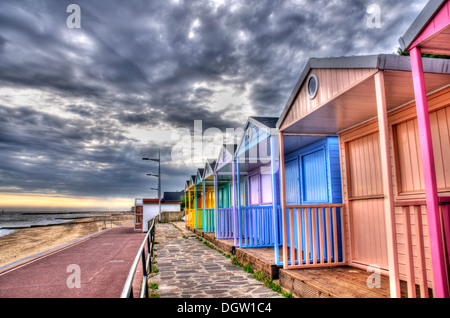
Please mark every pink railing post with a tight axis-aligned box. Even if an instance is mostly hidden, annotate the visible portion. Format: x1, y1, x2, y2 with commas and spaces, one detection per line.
410, 47, 449, 298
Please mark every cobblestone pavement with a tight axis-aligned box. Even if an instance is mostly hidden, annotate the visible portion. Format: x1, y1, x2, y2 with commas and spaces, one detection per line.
149, 223, 283, 298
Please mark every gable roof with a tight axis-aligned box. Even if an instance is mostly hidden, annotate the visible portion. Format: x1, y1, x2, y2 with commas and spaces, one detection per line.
195, 168, 204, 184
202, 159, 216, 180
189, 175, 196, 188
235, 116, 279, 157
215, 143, 237, 172
276, 54, 450, 130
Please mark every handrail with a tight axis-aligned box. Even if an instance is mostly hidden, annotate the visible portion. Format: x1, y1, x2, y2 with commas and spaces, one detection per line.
120, 218, 156, 298
286, 203, 344, 208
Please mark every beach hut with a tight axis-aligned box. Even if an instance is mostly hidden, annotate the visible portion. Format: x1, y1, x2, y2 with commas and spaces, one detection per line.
201, 159, 216, 233
282, 136, 343, 267
398, 0, 450, 298
194, 168, 205, 229
276, 53, 450, 298
185, 175, 197, 228
214, 144, 237, 241
184, 180, 190, 225
235, 117, 283, 261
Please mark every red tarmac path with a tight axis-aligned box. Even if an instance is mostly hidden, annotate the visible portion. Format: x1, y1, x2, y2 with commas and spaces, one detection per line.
0, 222, 146, 298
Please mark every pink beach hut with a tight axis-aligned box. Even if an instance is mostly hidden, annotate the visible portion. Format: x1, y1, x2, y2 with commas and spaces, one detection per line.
398, 0, 450, 298
276, 53, 450, 298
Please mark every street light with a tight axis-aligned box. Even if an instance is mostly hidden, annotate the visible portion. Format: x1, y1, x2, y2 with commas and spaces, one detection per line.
142, 149, 161, 223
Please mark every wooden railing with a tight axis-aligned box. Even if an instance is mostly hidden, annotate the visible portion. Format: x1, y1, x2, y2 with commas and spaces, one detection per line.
216, 208, 234, 239
283, 204, 345, 269
238, 206, 279, 248
203, 208, 215, 233
394, 197, 450, 298
186, 209, 196, 227
195, 208, 204, 229
394, 200, 429, 298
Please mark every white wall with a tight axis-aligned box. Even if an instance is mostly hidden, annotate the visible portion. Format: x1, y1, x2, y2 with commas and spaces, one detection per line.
142, 203, 180, 231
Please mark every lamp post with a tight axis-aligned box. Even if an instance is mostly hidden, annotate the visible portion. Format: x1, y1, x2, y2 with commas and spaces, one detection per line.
143, 149, 161, 223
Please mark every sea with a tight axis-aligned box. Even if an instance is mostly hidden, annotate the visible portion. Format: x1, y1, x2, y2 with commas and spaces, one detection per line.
0, 211, 112, 238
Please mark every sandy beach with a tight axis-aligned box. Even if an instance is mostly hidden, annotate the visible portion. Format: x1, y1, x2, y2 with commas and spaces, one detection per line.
0, 214, 134, 270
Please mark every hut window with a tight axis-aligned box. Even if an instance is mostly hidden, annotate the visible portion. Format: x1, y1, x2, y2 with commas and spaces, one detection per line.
307, 74, 318, 99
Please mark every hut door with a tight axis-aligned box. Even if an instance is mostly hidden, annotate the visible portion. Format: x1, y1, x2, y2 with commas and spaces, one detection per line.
285, 159, 301, 205
249, 174, 260, 205
301, 149, 328, 203
346, 132, 389, 269
218, 185, 229, 209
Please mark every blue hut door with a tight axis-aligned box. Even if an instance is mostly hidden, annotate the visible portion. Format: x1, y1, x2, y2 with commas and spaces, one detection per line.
285, 159, 301, 205
301, 149, 328, 203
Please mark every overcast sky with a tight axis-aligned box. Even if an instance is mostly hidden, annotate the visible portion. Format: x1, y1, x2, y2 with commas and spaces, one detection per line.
0, 0, 427, 210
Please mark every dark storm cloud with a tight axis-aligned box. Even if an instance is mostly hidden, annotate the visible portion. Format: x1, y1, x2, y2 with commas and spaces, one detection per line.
0, 0, 428, 203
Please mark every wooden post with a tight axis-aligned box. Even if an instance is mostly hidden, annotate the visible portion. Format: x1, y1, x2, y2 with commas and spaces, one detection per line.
195, 184, 197, 228
232, 159, 237, 246
279, 131, 288, 268
410, 47, 449, 298
270, 136, 280, 265
237, 157, 242, 248
214, 172, 219, 237
203, 180, 206, 231
374, 71, 401, 298
188, 188, 191, 226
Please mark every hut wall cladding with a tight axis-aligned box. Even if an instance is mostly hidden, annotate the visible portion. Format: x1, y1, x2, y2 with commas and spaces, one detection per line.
280, 68, 378, 131
339, 86, 450, 286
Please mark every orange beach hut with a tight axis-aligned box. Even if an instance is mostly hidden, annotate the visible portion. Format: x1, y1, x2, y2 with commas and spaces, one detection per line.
276, 53, 450, 298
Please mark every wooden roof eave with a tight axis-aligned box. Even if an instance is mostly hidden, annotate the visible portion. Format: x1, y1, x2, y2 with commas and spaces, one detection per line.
398, 0, 448, 53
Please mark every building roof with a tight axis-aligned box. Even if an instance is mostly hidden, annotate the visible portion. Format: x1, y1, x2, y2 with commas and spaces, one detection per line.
249, 116, 279, 129
215, 143, 237, 173
398, 0, 448, 51
162, 191, 184, 203
196, 168, 204, 183
202, 159, 217, 180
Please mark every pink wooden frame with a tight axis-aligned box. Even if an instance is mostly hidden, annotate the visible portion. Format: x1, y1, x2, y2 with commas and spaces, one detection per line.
409, 47, 449, 298
409, 2, 450, 51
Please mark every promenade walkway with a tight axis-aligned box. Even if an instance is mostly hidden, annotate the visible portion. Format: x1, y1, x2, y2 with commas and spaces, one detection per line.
0, 221, 284, 298
151, 222, 283, 298
0, 222, 145, 298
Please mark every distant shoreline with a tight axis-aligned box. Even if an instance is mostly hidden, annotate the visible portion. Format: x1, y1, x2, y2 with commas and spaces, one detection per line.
19, 211, 130, 215
0, 211, 133, 235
